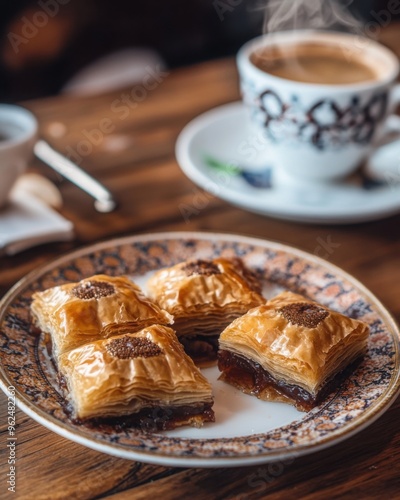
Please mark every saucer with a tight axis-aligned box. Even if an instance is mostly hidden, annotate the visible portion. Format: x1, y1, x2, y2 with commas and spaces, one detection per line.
176, 102, 400, 224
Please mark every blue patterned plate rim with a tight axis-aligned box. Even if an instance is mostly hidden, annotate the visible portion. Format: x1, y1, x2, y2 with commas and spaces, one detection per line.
0, 231, 398, 467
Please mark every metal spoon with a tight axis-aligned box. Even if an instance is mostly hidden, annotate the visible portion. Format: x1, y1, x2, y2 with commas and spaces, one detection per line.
34, 140, 117, 213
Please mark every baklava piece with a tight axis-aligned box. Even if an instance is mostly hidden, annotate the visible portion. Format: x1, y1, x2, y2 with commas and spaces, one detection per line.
59, 324, 214, 428
218, 291, 369, 411
31, 274, 173, 360
147, 258, 264, 364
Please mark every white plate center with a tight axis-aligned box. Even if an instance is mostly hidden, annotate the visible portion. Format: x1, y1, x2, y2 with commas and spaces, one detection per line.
165, 366, 305, 439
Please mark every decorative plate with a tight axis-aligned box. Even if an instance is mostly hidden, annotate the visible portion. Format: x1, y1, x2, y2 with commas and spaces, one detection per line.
175, 102, 400, 224
0, 232, 399, 467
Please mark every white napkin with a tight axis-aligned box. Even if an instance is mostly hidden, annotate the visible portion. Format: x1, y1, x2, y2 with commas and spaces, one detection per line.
0, 176, 74, 256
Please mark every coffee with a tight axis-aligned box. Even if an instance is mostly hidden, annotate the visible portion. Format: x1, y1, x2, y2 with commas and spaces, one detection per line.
250, 42, 379, 85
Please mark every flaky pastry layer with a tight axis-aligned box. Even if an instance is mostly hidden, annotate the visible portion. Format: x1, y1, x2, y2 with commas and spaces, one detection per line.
59, 324, 214, 421
219, 291, 369, 396
31, 274, 173, 360
147, 258, 264, 337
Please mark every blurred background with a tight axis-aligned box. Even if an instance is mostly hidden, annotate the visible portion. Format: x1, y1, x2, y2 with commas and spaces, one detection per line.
0, 0, 399, 102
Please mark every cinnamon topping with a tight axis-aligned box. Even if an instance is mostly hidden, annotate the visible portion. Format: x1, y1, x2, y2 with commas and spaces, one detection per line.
72, 280, 115, 300
106, 336, 163, 359
182, 260, 221, 277
279, 302, 329, 328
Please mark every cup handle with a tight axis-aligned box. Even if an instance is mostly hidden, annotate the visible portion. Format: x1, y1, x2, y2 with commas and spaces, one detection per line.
366, 84, 400, 182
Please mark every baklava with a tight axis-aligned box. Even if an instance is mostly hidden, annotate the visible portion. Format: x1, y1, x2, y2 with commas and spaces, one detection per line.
31, 274, 173, 360
147, 258, 264, 364
59, 324, 214, 428
218, 291, 369, 411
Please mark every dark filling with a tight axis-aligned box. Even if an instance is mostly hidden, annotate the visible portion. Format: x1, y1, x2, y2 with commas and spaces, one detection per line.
218, 350, 360, 412
45, 332, 213, 431
58, 368, 214, 432
69, 401, 215, 432
180, 335, 219, 365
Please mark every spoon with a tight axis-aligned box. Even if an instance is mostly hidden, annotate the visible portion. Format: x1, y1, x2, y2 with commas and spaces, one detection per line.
34, 140, 117, 213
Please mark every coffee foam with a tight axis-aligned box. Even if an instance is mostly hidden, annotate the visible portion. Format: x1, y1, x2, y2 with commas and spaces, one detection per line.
247, 31, 398, 86
250, 41, 379, 85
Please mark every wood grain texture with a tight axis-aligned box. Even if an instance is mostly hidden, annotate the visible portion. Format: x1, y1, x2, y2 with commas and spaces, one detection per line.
0, 25, 400, 500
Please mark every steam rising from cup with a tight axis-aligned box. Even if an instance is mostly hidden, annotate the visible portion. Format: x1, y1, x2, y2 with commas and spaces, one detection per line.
257, 0, 372, 80
262, 0, 361, 34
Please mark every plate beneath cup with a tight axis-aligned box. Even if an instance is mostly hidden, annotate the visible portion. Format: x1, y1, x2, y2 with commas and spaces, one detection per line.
176, 101, 400, 224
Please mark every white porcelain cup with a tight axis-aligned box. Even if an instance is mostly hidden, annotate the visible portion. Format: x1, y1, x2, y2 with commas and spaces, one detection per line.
237, 30, 400, 183
0, 105, 38, 208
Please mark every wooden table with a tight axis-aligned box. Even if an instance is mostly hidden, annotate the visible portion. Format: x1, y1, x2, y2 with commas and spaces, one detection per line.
1, 28, 400, 500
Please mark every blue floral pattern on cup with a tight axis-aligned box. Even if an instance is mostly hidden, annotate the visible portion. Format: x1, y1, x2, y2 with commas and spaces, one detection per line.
254, 89, 388, 150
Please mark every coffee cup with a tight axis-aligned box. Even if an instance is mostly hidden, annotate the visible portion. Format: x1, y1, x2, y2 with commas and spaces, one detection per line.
237, 30, 400, 183
0, 104, 38, 208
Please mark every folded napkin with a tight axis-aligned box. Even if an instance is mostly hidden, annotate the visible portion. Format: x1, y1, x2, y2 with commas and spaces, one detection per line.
0, 175, 74, 256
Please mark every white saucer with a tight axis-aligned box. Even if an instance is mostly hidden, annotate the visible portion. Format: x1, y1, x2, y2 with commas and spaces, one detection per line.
176, 101, 400, 224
